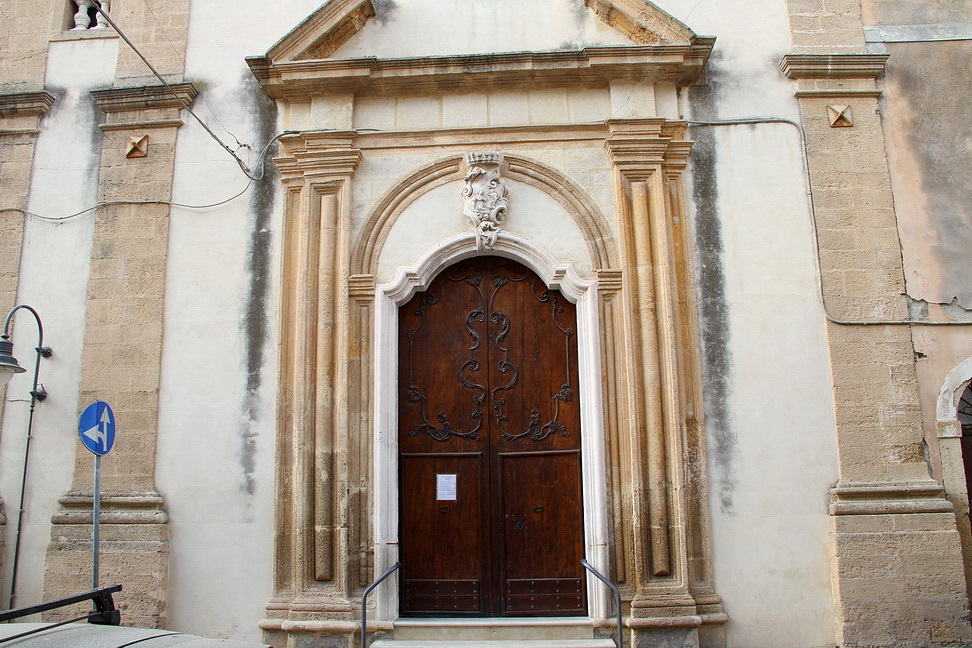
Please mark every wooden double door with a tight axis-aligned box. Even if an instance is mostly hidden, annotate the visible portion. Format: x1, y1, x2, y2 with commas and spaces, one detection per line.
398, 257, 587, 617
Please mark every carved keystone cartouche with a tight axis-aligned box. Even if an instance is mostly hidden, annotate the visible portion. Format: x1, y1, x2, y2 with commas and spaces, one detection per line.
462, 152, 509, 251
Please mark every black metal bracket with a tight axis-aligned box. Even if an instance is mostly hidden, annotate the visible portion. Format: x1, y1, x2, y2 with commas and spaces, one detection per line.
89, 585, 122, 625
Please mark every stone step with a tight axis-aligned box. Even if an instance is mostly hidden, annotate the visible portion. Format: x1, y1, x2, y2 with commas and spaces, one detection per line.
370, 641, 617, 648
369, 617, 617, 648
392, 617, 597, 641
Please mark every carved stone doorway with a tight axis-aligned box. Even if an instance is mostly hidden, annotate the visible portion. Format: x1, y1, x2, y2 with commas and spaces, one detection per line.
398, 256, 587, 617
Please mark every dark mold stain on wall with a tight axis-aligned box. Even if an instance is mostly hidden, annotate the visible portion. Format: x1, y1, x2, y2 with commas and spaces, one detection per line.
42, 87, 105, 201
567, 0, 589, 25
373, 0, 399, 24
239, 76, 278, 496
687, 62, 737, 515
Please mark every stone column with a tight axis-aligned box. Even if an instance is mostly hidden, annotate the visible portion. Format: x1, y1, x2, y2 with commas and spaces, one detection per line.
605, 120, 724, 647
596, 267, 627, 590
781, 53, 972, 647
42, 83, 196, 629
663, 142, 723, 629
0, 91, 56, 574
259, 131, 361, 648
348, 272, 376, 593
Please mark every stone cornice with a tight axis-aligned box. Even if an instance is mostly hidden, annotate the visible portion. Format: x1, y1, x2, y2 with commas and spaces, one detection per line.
780, 53, 890, 80
247, 43, 714, 100
830, 481, 953, 515
91, 82, 198, 113
794, 88, 883, 98
0, 91, 56, 118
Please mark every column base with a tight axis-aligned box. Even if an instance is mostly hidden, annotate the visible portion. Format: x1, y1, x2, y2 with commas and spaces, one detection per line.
831, 481, 972, 647
261, 594, 357, 648
627, 587, 727, 648
43, 490, 168, 628
633, 627, 699, 648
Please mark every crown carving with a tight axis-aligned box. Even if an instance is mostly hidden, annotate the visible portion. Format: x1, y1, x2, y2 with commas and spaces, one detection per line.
465, 152, 502, 167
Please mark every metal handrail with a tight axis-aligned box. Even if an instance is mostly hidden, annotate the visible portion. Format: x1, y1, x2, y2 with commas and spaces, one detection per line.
581, 559, 623, 648
360, 562, 400, 648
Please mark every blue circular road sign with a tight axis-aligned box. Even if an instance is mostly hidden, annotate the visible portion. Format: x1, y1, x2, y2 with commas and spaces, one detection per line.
79, 401, 115, 456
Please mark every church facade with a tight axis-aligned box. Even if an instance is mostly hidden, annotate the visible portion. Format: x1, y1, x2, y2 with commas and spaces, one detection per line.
1, 1, 971, 647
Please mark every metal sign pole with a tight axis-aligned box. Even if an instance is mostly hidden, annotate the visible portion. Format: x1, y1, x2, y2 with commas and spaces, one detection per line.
79, 400, 114, 601
93, 454, 101, 590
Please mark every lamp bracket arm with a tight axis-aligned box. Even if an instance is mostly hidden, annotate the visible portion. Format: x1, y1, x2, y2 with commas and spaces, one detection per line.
3, 305, 45, 349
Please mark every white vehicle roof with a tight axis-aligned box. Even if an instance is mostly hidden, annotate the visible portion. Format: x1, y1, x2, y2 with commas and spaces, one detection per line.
0, 623, 269, 648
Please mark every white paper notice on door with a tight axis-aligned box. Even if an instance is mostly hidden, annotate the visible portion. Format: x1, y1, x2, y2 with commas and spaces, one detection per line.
436, 474, 457, 501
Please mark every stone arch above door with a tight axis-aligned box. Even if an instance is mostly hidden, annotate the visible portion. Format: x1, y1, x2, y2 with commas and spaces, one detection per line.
350, 153, 618, 279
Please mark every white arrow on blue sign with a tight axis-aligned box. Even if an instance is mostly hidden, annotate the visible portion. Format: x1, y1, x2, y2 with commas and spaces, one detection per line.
79, 401, 115, 456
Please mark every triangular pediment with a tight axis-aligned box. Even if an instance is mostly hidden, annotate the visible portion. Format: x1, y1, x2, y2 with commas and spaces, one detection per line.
266, 0, 376, 62
263, 0, 699, 65
247, 0, 713, 99
585, 0, 697, 45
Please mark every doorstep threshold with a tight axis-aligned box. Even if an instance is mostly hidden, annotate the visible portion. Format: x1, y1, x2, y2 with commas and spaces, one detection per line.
394, 617, 594, 627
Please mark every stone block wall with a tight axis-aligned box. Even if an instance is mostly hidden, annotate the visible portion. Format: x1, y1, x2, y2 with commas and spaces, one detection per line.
42, 84, 196, 629
783, 1, 972, 643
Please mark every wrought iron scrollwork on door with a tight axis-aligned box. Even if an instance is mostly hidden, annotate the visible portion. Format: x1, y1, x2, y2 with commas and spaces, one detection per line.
403, 272, 486, 442
490, 272, 575, 442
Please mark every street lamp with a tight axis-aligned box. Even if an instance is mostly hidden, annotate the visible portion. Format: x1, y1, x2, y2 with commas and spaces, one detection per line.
1, 305, 52, 609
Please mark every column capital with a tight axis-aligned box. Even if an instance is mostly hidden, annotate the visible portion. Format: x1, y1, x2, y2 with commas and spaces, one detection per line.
91, 83, 198, 130
279, 130, 362, 180
91, 82, 198, 113
605, 119, 690, 177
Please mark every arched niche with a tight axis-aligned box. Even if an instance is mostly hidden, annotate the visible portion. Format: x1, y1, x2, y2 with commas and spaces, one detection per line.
350, 153, 618, 277
937, 358, 972, 600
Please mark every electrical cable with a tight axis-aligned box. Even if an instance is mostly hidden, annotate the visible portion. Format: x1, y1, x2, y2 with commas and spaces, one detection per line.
137, 0, 244, 149
0, 1, 308, 223
90, 0, 296, 181
0, 180, 252, 222
686, 116, 972, 327
17, 6, 968, 328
